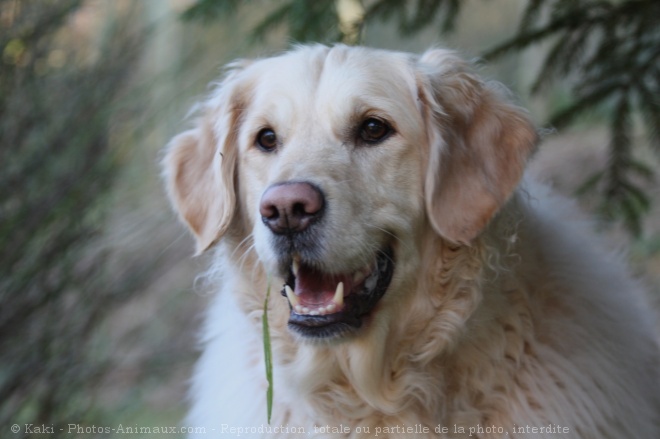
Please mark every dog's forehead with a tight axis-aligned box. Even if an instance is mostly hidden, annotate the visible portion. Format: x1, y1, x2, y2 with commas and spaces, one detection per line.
242, 46, 419, 118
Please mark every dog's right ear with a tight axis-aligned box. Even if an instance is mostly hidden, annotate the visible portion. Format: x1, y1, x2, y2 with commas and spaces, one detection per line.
162, 65, 248, 255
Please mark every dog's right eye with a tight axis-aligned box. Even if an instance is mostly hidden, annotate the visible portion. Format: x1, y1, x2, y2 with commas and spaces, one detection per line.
256, 128, 278, 152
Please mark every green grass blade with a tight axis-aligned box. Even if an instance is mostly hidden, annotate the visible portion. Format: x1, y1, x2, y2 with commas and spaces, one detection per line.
262, 280, 273, 424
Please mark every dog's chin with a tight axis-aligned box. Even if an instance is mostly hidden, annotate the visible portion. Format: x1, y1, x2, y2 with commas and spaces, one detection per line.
278, 245, 395, 342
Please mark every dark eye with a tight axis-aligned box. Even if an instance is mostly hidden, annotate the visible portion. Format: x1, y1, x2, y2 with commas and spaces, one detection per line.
256, 128, 277, 152
359, 118, 391, 144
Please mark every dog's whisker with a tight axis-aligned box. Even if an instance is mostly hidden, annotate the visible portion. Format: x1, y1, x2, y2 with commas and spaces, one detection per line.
236, 241, 257, 273
362, 221, 418, 261
230, 234, 255, 260
157, 230, 189, 258
233, 235, 258, 269
362, 222, 404, 245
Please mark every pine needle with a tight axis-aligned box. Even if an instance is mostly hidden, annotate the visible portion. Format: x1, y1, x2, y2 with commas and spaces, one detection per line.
262, 279, 274, 424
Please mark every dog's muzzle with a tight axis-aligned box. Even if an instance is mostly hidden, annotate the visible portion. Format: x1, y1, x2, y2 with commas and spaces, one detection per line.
259, 181, 396, 340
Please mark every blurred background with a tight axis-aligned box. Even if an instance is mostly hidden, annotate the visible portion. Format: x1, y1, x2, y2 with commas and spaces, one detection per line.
1, 0, 658, 437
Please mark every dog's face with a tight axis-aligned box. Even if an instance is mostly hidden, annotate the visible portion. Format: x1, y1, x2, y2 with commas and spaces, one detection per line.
163, 45, 536, 341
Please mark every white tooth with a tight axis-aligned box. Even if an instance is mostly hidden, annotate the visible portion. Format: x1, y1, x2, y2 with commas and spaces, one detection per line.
318, 306, 326, 314
354, 265, 373, 284
284, 285, 299, 307
333, 282, 344, 307
310, 310, 319, 316
326, 303, 336, 312
294, 305, 303, 313
292, 257, 300, 276
365, 273, 378, 291
302, 307, 310, 314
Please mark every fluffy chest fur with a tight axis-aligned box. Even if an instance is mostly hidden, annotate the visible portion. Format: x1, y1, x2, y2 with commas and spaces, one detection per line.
186, 188, 659, 438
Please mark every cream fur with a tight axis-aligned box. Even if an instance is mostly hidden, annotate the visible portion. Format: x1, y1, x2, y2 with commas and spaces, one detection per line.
163, 45, 660, 438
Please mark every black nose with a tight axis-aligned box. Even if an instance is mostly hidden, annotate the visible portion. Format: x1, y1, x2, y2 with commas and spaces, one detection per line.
259, 182, 324, 234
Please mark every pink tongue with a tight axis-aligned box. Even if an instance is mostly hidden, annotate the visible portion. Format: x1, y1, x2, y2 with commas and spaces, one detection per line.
295, 264, 352, 307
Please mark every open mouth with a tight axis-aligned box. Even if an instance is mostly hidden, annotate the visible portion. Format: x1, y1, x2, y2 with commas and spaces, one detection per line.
279, 246, 395, 339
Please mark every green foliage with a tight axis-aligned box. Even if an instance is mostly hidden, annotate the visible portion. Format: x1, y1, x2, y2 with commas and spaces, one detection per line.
252, 0, 339, 43
181, 0, 243, 23
484, 0, 660, 237
262, 281, 273, 424
182, 0, 462, 43
183, 0, 341, 43
183, 0, 660, 237
364, 0, 461, 35
0, 0, 151, 435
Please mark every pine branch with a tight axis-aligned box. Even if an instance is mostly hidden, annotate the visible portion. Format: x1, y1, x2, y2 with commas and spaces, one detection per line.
530, 25, 593, 93
549, 81, 621, 128
482, 9, 586, 60
607, 92, 632, 194
286, 0, 338, 42
440, 0, 460, 33
625, 159, 655, 182
636, 81, 660, 152
181, 0, 246, 23
575, 170, 605, 196
363, 0, 408, 25
249, 2, 296, 42
404, 0, 444, 35
518, 0, 546, 32
597, 92, 652, 236
1, 0, 82, 47
482, 0, 648, 60
249, 0, 339, 44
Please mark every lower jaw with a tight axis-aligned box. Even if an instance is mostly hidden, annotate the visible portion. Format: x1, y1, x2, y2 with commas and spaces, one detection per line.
288, 316, 363, 341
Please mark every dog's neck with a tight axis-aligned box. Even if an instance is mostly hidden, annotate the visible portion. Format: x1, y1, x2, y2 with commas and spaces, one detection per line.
223, 197, 531, 427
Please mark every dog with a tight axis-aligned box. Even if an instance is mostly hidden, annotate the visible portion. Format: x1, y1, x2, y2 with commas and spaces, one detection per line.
163, 45, 659, 438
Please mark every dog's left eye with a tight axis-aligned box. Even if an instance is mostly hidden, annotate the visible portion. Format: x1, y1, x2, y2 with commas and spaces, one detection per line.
359, 118, 392, 144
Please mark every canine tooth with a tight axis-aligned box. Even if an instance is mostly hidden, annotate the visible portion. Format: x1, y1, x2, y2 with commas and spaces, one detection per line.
292, 257, 300, 276
284, 285, 299, 307
333, 282, 344, 307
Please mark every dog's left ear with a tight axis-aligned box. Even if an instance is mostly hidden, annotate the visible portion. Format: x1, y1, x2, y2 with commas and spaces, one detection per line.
417, 49, 538, 245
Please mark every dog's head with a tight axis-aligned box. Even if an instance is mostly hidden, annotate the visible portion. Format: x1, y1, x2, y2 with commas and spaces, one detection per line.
163, 45, 536, 341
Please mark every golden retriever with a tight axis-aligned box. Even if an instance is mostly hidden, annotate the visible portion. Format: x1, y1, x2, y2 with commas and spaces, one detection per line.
163, 45, 659, 438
